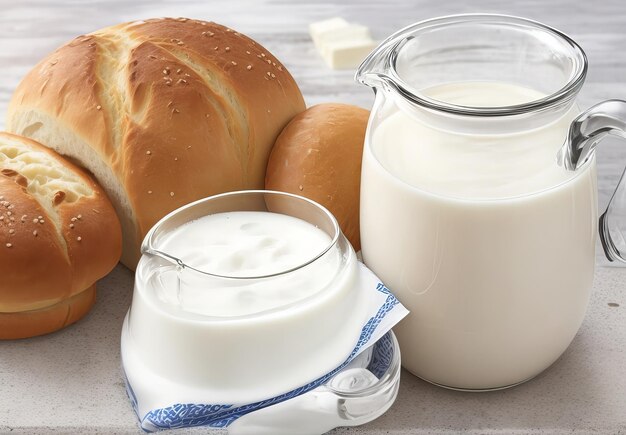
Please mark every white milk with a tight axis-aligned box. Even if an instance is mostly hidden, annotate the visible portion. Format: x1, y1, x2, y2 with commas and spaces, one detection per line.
152, 211, 336, 317
361, 81, 597, 389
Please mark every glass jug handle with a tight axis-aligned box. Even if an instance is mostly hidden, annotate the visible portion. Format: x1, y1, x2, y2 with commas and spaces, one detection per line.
561, 99, 626, 263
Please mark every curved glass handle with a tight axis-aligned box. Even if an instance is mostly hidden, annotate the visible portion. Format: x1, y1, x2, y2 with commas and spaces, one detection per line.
561, 99, 626, 262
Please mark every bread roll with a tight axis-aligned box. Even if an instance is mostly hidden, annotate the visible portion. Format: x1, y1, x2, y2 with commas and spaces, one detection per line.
0, 133, 121, 339
7, 18, 306, 269
265, 103, 369, 251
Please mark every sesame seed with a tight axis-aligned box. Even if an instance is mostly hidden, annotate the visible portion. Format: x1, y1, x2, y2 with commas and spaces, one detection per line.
39, 219, 44, 224
266, 59, 271, 64
146, 150, 152, 155
170, 192, 175, 197
278, 66, 283, 71
77, 236, 82, 242
271, 73, 275, 78
70, 224, 74, 229
9, 229, 15, 234
226, 28, 232, 32
214, 46, 219, 51
148, 190, 153, 194
33, 230, 38, 237
165, 80, 172, 86
51, 59, 58, 65
177, 78, 187, 84
261, 53, 266, 57
5, 243, 12, 248
32, 218, 38, 224
231, 61, 237, 66
149, 54, 157, 59
6, 211, 11, 216
246, 65, 252, 70
177, 41, 184, 46
266, 72, 271, 76
225, 47, 230, 52
174, 157, 178, 161
38, 216, 42, 220
71, 217, 77, 222
21, 215, 27, 221
173, 108, 180, 114
0, 216, 3, 220
246, 51, 251, 55
163, 69, 170, 75
96, 105, 102, 110
299, 185, 303, 191
176, 68, 182, 73
77, 214, 82, 219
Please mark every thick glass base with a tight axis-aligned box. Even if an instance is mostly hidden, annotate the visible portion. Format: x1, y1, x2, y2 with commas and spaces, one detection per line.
407, 368, 539, 392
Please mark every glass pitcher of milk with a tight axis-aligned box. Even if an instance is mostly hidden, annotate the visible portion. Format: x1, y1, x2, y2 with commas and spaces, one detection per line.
357, 14, 626, 391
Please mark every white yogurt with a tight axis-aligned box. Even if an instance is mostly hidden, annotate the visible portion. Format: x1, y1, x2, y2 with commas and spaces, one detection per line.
153, 211, 336, 317
126, 203, 368, 401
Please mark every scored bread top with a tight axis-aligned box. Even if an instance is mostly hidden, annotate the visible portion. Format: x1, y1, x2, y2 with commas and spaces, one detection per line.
0, 132, 122, 312
7, 17, 306, 269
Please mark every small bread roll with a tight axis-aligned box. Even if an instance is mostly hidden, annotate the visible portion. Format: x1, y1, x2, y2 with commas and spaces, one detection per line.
266, 103, 369, 251
0, 133, 122, 339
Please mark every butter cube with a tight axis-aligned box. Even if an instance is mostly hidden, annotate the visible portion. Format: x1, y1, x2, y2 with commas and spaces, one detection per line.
316, 24, 372, 56
309, 17, 377, 70
322, 39, 378, 69
309, 17, 349, 46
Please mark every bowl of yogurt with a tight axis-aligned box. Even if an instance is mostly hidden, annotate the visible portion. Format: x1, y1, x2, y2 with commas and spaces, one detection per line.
121, 190, 406, 432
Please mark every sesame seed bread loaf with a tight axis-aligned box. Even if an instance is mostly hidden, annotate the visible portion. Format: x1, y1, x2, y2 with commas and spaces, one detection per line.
265, 103, 369, 251
7, 17, 306, 269
0, 132, 122, 339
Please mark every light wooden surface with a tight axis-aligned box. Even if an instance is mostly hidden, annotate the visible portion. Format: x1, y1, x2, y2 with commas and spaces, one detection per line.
0, 0, 625, 433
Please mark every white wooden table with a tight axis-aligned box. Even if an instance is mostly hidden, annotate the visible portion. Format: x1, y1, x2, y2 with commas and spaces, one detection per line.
1, 0, 625, 433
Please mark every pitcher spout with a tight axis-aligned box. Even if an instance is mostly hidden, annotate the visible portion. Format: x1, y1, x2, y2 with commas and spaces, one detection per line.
355, 35, 407, 90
